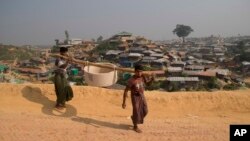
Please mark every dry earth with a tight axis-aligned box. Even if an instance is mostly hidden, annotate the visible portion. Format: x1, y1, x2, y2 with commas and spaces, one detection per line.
0, 84, 250, 141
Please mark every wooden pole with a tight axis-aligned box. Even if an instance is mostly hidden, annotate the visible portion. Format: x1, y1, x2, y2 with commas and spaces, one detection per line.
50, 54, 153, 75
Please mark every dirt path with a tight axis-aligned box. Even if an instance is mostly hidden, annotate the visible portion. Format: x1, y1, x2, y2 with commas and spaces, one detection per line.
0, 84, 250, 141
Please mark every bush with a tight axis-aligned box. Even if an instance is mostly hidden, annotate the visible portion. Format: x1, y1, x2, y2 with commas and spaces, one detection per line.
223, 83, 241, 90
142, 65, 153, 71
205, 77, 221, 90
0, 45, 36, 60
68, 76, 86, 85
160, 81, 180, 92
169, 82, 180, 92
49, 76, 55, 83
117, 72, 131, 86
145, 81, 162, 91
245, 82, 250, 88
185, 86, 192, 91
239, 52, 250, 62
195, 83, 207, 91
92, 41, 119, 54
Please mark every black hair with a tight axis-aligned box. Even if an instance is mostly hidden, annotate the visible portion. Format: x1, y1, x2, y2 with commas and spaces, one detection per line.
60, 47, 68, 53
134, 64, 143, 71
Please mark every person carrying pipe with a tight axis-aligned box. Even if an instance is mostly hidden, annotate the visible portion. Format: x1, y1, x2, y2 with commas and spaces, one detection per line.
53, 47, 74, 109
122, 64, 155, 133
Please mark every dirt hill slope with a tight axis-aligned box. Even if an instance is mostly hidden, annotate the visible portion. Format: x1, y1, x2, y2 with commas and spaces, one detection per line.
0, 84, 250, 141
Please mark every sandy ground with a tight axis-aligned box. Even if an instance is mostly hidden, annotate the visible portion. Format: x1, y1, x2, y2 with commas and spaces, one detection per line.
0, 83, 250, 141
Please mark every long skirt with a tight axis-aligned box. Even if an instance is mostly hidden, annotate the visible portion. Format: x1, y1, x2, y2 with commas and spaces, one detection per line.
131, 93, 148, 124
54, 73, 73, 105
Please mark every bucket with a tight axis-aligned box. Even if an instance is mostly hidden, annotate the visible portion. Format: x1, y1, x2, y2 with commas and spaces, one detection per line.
84, 63, 118, 87
71, 68, 79, 75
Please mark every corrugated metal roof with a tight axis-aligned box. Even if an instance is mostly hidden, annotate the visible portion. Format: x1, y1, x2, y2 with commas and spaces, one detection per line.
106, 50, 123, 55
142, 56, 157, 60
167, 67, 183, 72
167, 77, 199, 82
129, 47, 145, 51
183, 70, 199, 75
185, 65, 205, 70
142, 50, 155, 54
171, 61, 186, 65
128, 53, 143, 57
150, 53, 164, 57
154, 58, 168, 63
242, 61, 250, 66
152, 49, 163, 53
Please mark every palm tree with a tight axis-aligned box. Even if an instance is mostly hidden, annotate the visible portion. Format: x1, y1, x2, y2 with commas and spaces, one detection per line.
173, 24, 194, 43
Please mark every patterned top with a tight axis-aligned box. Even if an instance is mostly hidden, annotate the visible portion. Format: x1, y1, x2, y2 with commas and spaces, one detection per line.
54, 58, 68, 74
127, 76, 145, 96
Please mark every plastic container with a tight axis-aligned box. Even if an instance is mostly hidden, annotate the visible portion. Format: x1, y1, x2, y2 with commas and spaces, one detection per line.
84, 63, 118, 87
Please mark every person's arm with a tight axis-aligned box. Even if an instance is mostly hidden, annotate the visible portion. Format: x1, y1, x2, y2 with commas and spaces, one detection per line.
142, 73, 155, 86
58, 54, 71, 69
122, 86, 129, 109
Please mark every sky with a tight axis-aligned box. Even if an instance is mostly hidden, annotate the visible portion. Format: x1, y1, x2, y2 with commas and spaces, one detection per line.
0, 0, 250, 45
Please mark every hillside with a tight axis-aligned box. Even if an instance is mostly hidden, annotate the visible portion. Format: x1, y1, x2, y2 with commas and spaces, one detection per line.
0, 84, 250, 141
0, 45, 36, 60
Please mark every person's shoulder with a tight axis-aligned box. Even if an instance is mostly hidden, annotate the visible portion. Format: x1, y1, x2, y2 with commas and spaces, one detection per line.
128, 75, 136, 81
127, 77, 135, 85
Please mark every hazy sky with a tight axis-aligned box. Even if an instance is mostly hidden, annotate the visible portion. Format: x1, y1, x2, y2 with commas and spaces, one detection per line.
0, 0, 250, 45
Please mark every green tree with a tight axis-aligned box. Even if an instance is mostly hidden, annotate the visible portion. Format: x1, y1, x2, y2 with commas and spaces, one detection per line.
145, 81, 162, 91
173, 24, 194, 43
206, 77, 221, 90
235, 41, 250, 61
55, 39, 59, 46
237, 41, 245, 54
223, 83, 241, 90
97, 36, 103, 43
92, 40, 118, 55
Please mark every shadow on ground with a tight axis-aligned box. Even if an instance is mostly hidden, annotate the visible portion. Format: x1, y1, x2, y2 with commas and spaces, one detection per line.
72, 116, 132, 130
22, 86, 132, 131
22, 86, 77, 117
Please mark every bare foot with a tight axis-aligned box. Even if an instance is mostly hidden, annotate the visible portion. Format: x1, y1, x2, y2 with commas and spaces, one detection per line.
133, 127, 142, 133
55, 104, 65, 110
